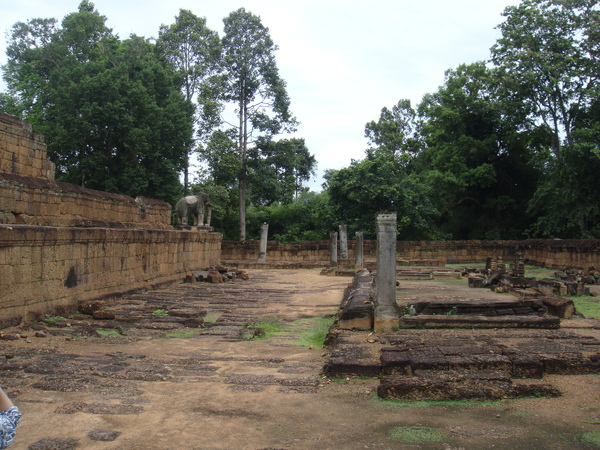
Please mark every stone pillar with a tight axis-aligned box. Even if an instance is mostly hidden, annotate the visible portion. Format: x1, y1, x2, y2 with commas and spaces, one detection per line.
257, 223, 269, 262
330, 231, 338, 267
355, 231, 364, 268
339, 224, 348, 260
374, 213, 399, 332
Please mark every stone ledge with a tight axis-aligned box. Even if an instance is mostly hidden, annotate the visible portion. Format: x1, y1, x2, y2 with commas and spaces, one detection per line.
400, 314, 561, 329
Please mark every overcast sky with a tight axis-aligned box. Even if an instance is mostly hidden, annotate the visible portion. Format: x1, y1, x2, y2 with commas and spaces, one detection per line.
1, 0, 521, 190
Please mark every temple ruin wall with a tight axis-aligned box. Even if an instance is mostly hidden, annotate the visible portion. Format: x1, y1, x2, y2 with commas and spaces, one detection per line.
0, 112, 221, 327
0, 225, 221, 325
0, 113, 55, 180
221, 239, 600, 269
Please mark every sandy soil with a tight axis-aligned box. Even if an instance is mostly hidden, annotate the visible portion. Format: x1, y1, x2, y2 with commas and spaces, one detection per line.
1, 269, 599, 449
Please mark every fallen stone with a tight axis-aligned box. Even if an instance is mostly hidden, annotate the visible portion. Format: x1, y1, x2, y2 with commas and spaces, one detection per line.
78, 300, 105, 315
93, 310, 116, 320
538, 294, 576, 319
207, 271, 223, 283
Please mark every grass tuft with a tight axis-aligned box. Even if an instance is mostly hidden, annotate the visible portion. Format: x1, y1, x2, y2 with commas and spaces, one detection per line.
296, 315, 335, 348
164, 330, 195, 339
245, 319, 286, 340
373, 394, 501, 409
582, 430, 600, 446
96, 328, 123, 337
44, 314, 67, 323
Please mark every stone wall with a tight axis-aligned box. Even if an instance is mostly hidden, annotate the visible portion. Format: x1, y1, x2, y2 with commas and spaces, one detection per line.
0, 172, 172, 229
0, 225, 221, 325
0, 113, 55, 180
0, 112, 222, 327
221, 239, 600, 269
0, 112, 171, 229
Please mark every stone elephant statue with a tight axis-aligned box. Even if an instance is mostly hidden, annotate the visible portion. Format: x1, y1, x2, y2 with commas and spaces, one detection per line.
176, 192, 212, 227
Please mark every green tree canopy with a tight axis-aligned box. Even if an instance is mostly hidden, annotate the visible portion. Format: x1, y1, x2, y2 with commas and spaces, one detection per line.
220, 8, 297, 240
157, 9, 221, 193
2, 1, 193, 204
416, 62, 541, 239
491, 0, 600, 237
247, 137, 316, 206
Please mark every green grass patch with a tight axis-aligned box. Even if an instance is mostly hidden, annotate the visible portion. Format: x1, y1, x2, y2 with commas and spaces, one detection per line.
295, 315, 335, 348
582, 430, 600, 447
164, 330, 195, 339
203, 312, 222, 323
444, 263, 557, 280
388, 426, 446, 444
244, 319, 287, 340
44, 314, 67, 323
152, 309, 169, 317
95, 328, 124, 337
566, 295, 600, 319
243, 314, 336, 346
373, 394, 501, 409
523, 265, 556, 279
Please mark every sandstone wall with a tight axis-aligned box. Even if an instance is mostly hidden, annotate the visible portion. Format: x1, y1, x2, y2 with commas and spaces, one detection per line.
0, 173, 172, 229
221, 239, 600, 269
0, 112, 222, 328
0, 113, 55, 180
0, 225, 221, 325
0, 112, 172, 229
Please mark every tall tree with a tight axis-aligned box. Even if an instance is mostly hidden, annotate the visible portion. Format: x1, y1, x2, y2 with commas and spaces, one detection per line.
157, 10, 221, 193
416, 63, 540, 239
2, 1, 193, 204
491, 0, 600, 237
220, 8, 297, 240
491, 0, 599, 161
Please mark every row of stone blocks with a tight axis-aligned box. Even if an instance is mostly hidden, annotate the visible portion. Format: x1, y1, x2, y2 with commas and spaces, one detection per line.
324, 328, 600, 400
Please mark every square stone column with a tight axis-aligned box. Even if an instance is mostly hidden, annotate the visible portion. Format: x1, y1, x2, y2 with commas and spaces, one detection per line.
330, 231, 338, 267
355, 231, 364, 268
374, 213, 399, 332
339, 224, 348, 260
257, 223, 268, 262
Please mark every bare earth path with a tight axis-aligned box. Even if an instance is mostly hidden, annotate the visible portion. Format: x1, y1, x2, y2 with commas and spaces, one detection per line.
2, 269, 599, 449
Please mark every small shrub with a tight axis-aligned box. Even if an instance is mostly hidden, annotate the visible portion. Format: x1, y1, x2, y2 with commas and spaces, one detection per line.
152, 309, 169, 317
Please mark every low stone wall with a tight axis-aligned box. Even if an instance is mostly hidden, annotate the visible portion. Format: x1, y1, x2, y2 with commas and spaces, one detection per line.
0, 113, 55, 180
221, 240, 518, 264
221, 239, 600, 269
0, 225, 221, 326
0, 173, 172, 229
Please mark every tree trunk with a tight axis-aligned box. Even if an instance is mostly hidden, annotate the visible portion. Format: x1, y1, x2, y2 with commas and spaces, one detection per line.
238, 83, 247, 241
183, 153, 189, 195
239, 173, 246, 241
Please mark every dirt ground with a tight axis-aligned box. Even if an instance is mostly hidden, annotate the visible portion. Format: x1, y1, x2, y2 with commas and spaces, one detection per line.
2, 269, 600, 449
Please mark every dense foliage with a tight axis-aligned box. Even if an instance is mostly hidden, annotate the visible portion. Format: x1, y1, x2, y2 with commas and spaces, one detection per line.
2, 0, 599, 240
322, 0, 600, 241
2, 2, 193, 204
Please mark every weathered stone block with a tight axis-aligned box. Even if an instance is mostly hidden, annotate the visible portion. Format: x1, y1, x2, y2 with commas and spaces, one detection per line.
380, 348, 412, 375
